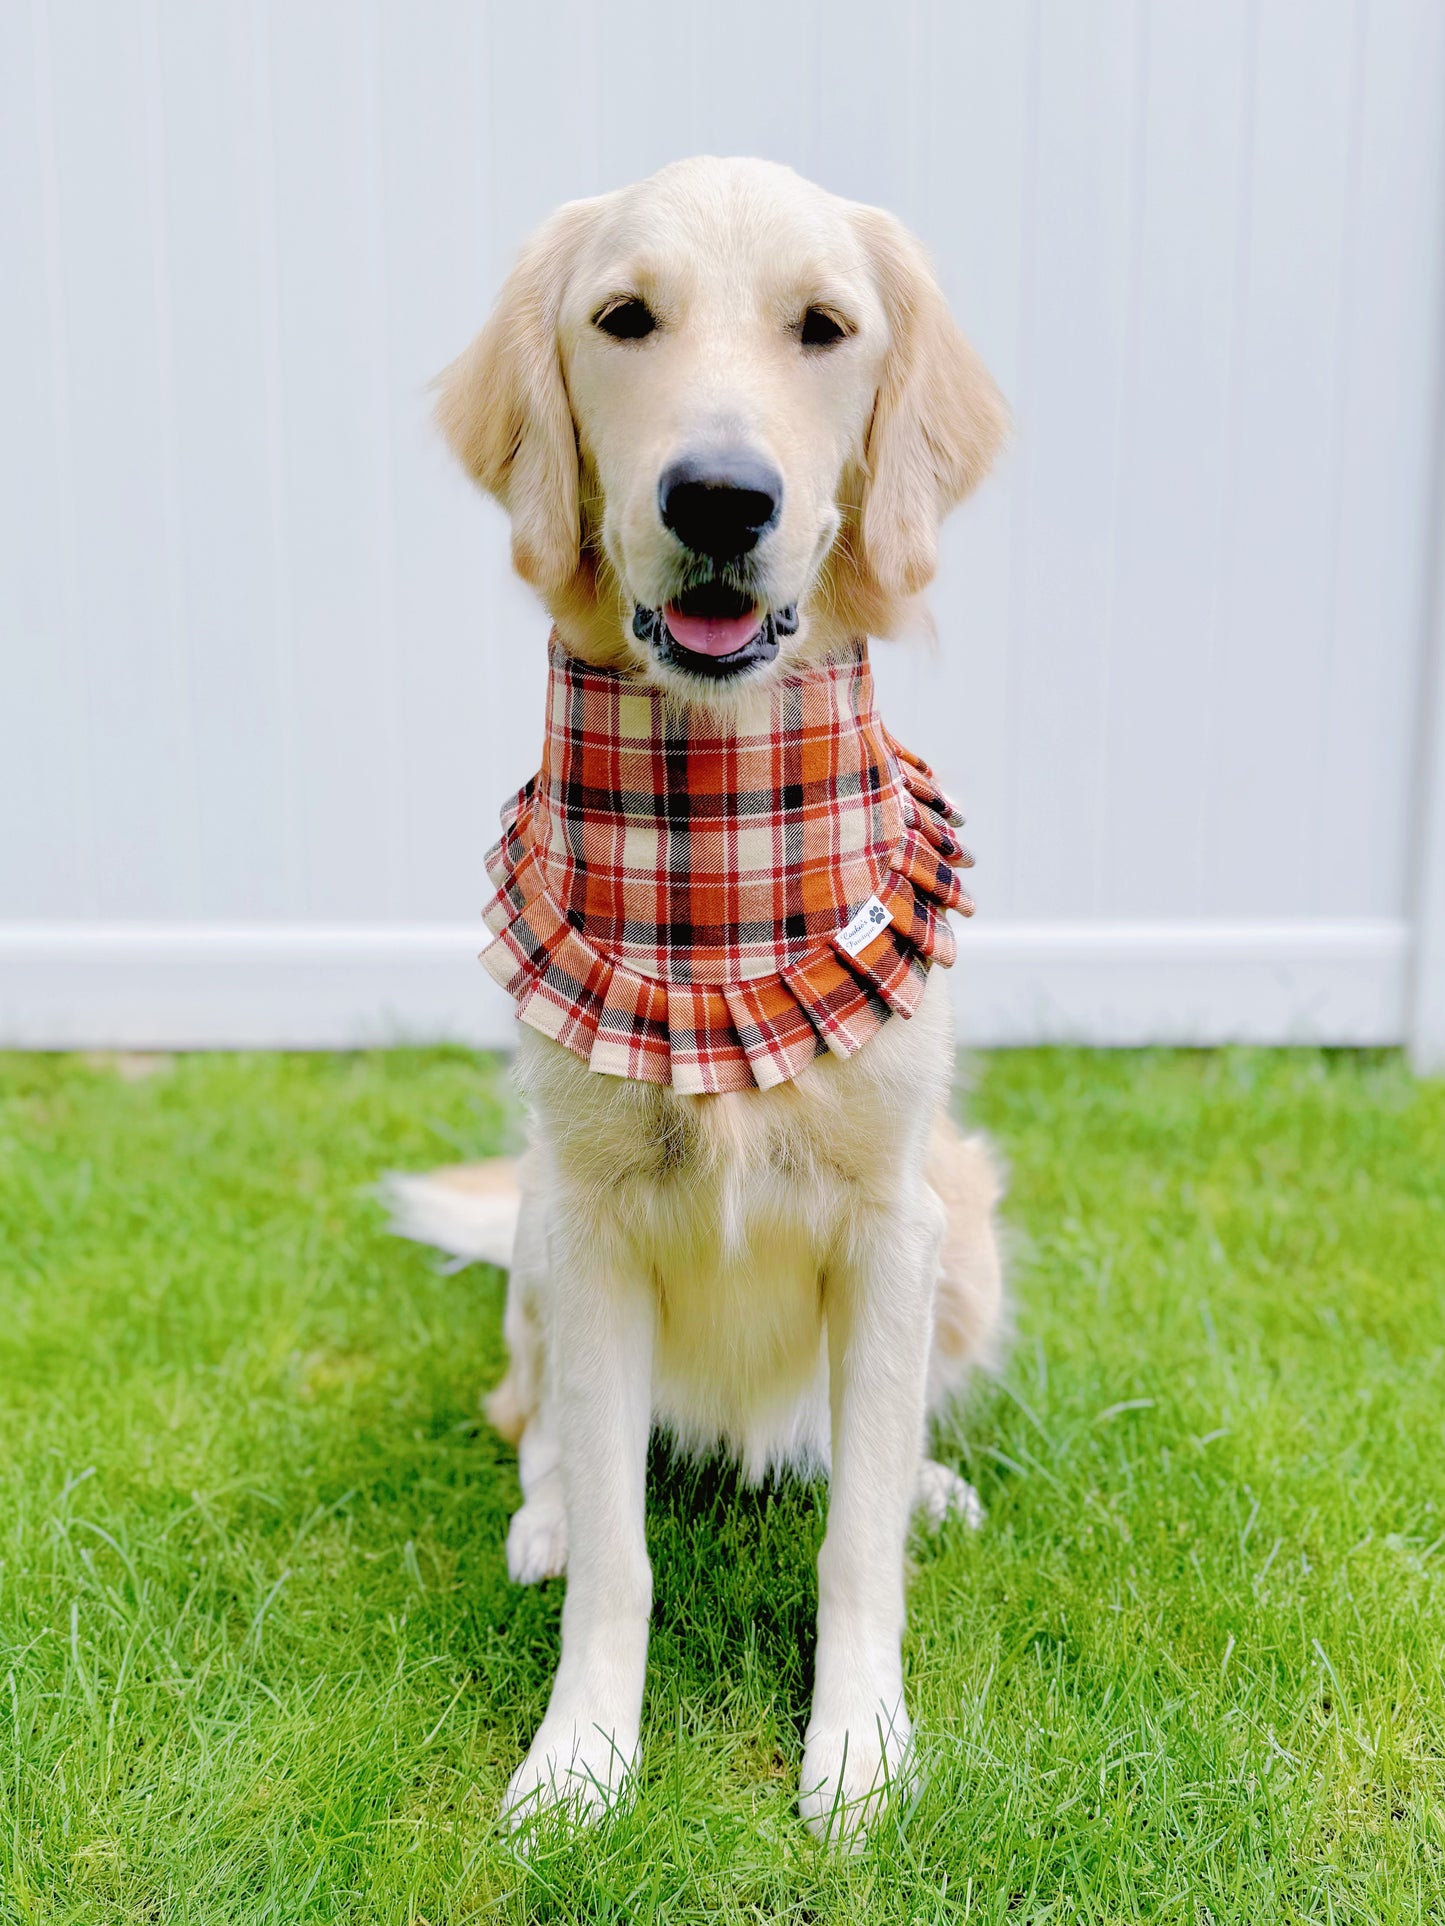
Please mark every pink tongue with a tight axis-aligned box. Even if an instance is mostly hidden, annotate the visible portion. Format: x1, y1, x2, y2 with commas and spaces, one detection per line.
663, 602, 761, 657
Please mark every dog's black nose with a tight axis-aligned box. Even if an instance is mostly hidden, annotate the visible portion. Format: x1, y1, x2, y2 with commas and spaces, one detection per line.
659, 451, 782, 560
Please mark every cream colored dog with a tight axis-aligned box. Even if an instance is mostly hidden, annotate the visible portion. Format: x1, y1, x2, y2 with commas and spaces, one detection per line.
400, 156, 1008, 1842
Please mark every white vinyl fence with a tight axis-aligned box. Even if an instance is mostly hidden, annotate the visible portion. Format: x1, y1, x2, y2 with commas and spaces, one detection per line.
3, 0, 1445, 1064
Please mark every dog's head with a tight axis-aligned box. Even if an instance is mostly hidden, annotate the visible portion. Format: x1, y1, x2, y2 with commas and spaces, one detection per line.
437, 157, 1006, 701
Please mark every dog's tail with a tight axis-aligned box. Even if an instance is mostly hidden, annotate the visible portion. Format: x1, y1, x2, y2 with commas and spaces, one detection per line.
378, 1159, 520, 1269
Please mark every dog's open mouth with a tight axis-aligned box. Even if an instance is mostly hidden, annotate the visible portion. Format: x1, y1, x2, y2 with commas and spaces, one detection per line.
633, 586, 797, 680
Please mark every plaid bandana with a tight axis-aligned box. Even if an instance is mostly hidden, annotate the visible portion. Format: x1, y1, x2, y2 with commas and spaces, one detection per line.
482, 636, 973, 1095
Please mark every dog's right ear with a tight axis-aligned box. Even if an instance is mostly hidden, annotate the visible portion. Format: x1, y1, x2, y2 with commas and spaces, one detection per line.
434, 199, 600, 595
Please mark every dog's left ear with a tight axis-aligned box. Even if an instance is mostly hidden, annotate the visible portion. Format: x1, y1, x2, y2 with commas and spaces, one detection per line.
433, 199, 601, 594
852, 206, 1009, 601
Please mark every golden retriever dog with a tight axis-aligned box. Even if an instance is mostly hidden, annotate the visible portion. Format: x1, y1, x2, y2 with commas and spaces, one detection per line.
392, 156, 1008, 1841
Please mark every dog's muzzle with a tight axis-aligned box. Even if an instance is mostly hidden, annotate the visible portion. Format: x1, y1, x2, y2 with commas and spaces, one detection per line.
633, 600, 799, 680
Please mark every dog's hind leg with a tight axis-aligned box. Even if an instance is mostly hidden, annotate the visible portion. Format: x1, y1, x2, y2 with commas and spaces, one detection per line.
925, 1117, 1007, 1399
909, 1118, 1007, 1535
913, 1456, 984, 1530
507, 1403, 569, 1584
486, 1181, 571, 1585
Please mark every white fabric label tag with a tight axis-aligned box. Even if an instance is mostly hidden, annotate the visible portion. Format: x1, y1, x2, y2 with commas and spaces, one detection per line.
836, 894, 891, 957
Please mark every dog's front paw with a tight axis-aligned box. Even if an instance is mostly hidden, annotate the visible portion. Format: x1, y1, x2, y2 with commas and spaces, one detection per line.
501, 1711, 637, 1830
799, 1693, 914, 1847
506, 1497, 569, 1585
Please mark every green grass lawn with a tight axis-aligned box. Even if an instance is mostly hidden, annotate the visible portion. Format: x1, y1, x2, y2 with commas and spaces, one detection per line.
0, 1048, 1442, 1923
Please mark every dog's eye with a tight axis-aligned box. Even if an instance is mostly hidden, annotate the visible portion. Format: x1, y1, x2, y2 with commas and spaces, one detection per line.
594, 298, 657, 341
798, 306, 850, 349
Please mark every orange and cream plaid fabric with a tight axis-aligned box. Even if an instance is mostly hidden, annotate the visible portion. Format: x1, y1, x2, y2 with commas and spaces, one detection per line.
482, 636, 973, 1095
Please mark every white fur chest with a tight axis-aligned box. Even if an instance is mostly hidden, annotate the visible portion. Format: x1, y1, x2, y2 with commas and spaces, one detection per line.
515, 971, 955, 1476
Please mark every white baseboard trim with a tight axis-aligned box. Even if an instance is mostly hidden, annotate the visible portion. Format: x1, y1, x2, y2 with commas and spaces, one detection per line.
956, 918, 1409, 1047
0, 918, 1412, 1051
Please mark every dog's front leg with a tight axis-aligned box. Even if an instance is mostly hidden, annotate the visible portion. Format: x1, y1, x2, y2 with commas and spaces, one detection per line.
501, 1223, 654, 1826
801, 1188, 942, 1844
